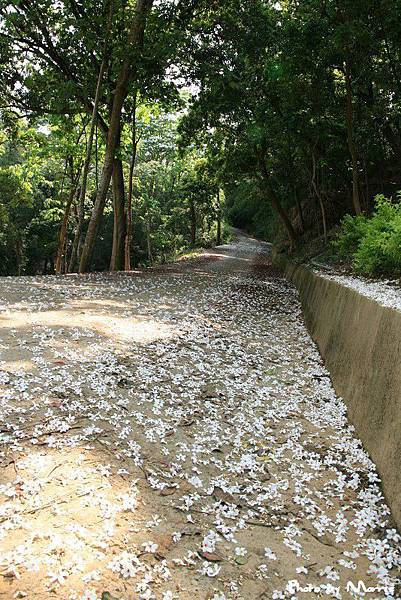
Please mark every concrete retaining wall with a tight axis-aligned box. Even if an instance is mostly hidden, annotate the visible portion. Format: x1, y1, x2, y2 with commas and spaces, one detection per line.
274, 252, 401, 530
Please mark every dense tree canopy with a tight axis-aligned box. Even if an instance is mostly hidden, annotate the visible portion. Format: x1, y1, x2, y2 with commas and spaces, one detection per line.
1, 0, 401, 274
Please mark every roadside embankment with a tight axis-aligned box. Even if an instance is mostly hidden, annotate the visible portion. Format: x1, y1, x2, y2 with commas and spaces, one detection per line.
273, 250, 401, 530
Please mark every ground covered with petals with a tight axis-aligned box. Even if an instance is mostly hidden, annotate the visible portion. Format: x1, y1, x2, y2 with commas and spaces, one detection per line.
0, 235, 400, 600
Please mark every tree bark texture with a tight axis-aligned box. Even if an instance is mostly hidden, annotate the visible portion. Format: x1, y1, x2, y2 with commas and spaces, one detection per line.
79, 0, 154, 273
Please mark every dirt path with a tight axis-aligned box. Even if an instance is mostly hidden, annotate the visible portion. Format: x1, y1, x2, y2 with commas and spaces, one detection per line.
0, 234, 400, 600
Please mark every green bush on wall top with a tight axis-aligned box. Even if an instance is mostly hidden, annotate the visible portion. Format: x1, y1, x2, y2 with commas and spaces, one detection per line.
334, 195, 401, 276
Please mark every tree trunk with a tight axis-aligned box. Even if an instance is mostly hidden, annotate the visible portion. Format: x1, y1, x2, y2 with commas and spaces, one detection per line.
383, 123, 401, 158
189, 199, 196, 246
312, 150, 327, 242
56, 179, 80, 274
55, 156, 77, 274
146, 211, 153, 264
15, 237, 23, 276
216, 189, 222, 245
95, 123, 99, 192
79, 0, 153, 273
294, 185, 305, 234
259, 157, 298, 244
68, 186, 84, 273
109, 155, 126, 271
287, 147, 304, 235
344, 60, 362, 215
363, 157, 370, 210
68, 30, 110, 272
124, 97, 138, 271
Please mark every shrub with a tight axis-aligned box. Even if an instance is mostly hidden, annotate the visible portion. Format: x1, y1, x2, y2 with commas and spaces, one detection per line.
334, 195, 401, 276
333, 213, 368, 259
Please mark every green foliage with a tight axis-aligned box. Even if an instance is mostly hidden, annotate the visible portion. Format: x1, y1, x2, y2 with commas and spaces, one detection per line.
334, 196, 401, 276
0, 114, 74, 274
179, 0, 401, 245
127, 109, 222, 266
226, 180, 278, 241
332, 214, 368, 259
2, 0, 401, 272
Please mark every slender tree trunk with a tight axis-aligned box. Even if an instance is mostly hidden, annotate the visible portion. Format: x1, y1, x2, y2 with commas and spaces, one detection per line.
294, 186, 304, 234
288, 150, 304, 234
189, 199, 196, 246
124, 97, 138, 271
344, 60, 362, 215
383, 123, 401, 158
68, 188, 84, 273
56, 177, 81, 274
54, 120, 88, 274
110, 153, 126, 271
79, 135, 115, 272
146, 211, 153, 263
363, 157, 370, 210
69, 38, 110, 272
55, 156, 76, 274
79, 0, 153, 273
216, 188, 222, 245
312, 150, 327, 242
15, 237, 23, 276
259, 157, 298, 244
95, 123, 99, 192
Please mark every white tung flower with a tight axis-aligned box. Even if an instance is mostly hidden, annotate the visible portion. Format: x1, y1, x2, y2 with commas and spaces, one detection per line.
121, 493, 138, 512
319, 565, 340, 581
296, 565, 308, 574
82, 570, 101, 583
202, 530, 220, 553
264, 547, 277, 560
80, 591, 99, 600
142, 541, 158, 553
107, 551, 141, 578
199, 561, 221, 577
